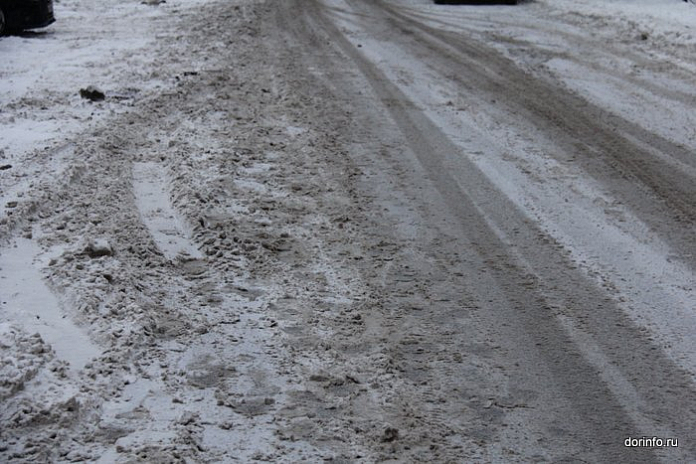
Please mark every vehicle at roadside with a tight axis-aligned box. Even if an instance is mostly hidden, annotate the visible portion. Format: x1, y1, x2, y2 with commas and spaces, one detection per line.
0, 0, 55, 35
434, 0, 517, 4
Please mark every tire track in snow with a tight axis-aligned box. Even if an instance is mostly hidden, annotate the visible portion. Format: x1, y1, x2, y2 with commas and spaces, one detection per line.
132, 162, 203, 261
298, 0, 696, 461
0, 237, 100, 370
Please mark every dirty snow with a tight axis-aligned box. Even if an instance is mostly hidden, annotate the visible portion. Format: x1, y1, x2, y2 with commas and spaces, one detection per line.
337, 0, 696, 374
1, 0, 696, 462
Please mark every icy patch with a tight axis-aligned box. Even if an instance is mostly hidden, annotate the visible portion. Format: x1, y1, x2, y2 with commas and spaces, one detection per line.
235, 178, 268, 194
286, 125, 307, 137
239, 162, 273, 176
0, 238, 99, 370
0, 119, 65, 158
132, 162, 203, 260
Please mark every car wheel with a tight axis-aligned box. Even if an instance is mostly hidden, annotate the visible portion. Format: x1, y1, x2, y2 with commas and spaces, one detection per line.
0, 8, 6, 36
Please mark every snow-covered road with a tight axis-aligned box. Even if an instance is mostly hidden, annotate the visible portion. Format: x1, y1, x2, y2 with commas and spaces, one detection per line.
1, 0, 695, 462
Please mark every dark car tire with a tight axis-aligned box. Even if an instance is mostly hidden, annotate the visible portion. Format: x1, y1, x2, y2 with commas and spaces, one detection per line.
0, 7, 6, 36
